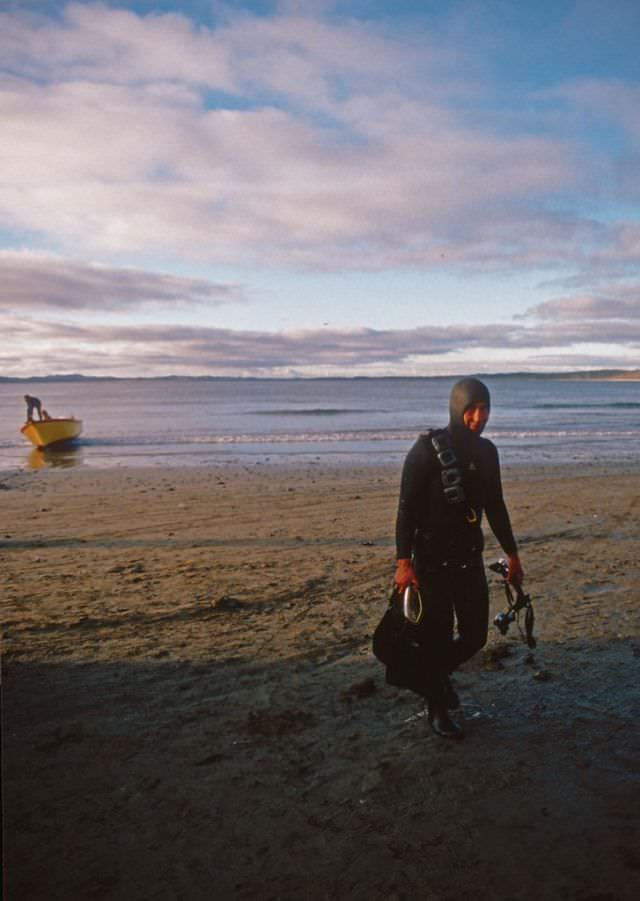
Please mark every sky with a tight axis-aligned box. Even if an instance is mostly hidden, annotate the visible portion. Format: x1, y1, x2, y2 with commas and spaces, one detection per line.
1, 0, 639, 378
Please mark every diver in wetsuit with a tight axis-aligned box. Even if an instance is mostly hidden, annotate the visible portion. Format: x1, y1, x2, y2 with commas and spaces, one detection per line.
393, 377, 524, 738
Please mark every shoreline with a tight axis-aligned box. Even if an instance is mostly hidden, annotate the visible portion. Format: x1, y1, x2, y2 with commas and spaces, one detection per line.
3, 461, 639, 899
2, 452, 640, 479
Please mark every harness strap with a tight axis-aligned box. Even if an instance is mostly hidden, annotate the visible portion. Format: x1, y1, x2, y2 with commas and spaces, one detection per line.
429, 430, 477, 524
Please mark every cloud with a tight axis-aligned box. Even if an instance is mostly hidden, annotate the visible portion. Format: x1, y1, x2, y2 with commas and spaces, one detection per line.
551, 78, 640, 144
3, 295, 638, 378
0, 252, 246, 311
1, 244, 637, 379
1, 2, 639, 380
526, 293, 640, 321
541, 77, 640, 205
516, 288, 640, 355
0, 3, 233, 89
0, 74, 577, 269
0, 3, 599, 272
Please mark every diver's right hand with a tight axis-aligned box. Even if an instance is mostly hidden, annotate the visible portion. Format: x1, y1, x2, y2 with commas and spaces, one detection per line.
394, 558, 418, 592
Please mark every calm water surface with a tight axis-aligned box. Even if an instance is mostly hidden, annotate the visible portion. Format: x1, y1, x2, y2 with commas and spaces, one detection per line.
0, 377, 637, 470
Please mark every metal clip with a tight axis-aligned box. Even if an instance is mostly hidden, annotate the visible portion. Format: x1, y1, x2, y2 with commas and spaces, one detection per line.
403, 585, 424, 624
443, 484, 465, 504
441, 468, 462, 488
436, 448, 457, 467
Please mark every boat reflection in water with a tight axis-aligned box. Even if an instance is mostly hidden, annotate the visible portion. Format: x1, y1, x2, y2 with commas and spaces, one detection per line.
27, 445, 84, 470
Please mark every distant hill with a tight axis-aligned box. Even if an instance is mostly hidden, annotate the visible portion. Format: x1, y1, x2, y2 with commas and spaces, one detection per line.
486, 369, 640, 381
0, 369, 638, 383
0, 373, 118, 383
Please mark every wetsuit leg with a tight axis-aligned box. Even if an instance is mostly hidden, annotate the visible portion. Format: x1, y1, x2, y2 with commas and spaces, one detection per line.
414, 566, 456, 704
448, 563, 489, 669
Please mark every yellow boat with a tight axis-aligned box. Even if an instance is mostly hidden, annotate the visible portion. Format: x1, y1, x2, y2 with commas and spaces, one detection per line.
20, 417, 83, 450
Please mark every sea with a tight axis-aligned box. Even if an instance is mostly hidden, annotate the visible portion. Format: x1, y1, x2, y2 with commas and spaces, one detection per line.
0, 376, 637, 472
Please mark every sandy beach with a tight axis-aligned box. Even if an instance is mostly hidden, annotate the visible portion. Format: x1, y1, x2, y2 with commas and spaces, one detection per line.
2, 461, 639, 900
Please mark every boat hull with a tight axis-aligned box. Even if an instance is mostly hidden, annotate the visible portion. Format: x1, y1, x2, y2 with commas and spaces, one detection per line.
20, 418, 83, 450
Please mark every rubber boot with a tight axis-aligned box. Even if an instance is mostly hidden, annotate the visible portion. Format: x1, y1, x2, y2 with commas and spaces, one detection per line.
428, 702, 464, 739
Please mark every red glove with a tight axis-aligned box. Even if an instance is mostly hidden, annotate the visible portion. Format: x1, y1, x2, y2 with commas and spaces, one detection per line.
394, 558, 418, 591
506, 553, 524, 586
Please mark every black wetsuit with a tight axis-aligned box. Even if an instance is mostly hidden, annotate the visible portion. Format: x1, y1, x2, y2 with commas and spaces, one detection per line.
391, 415, 517, 703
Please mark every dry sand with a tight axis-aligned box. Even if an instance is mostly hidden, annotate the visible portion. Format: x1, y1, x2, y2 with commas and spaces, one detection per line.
1, 461, 639, 901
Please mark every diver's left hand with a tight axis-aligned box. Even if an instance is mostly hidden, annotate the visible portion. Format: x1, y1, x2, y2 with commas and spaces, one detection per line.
506, 553, 524, 586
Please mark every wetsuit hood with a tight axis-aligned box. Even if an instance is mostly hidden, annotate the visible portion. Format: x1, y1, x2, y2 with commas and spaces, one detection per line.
448, 377, 491, 445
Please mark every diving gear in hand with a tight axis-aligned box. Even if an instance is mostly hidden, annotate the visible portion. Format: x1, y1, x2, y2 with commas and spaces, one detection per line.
490, 559, 536, 649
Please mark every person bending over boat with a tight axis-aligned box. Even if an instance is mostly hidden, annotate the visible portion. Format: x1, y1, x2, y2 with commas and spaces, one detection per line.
24, 395, 43, 421
392, 377, 524, 739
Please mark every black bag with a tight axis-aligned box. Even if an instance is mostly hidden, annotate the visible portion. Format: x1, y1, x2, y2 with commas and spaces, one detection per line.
372, 594, 405, 666
372, 589, 429, 695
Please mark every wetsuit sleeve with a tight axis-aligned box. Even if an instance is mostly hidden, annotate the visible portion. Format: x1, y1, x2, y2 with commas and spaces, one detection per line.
483, 442, 517, 556
395, 438, 431, 559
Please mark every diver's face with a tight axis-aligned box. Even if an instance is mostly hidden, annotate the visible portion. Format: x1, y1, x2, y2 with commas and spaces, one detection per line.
463, 403, 489, 432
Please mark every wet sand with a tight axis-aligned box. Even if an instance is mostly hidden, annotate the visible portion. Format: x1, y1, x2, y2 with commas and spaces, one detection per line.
1, 461, 639, 900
